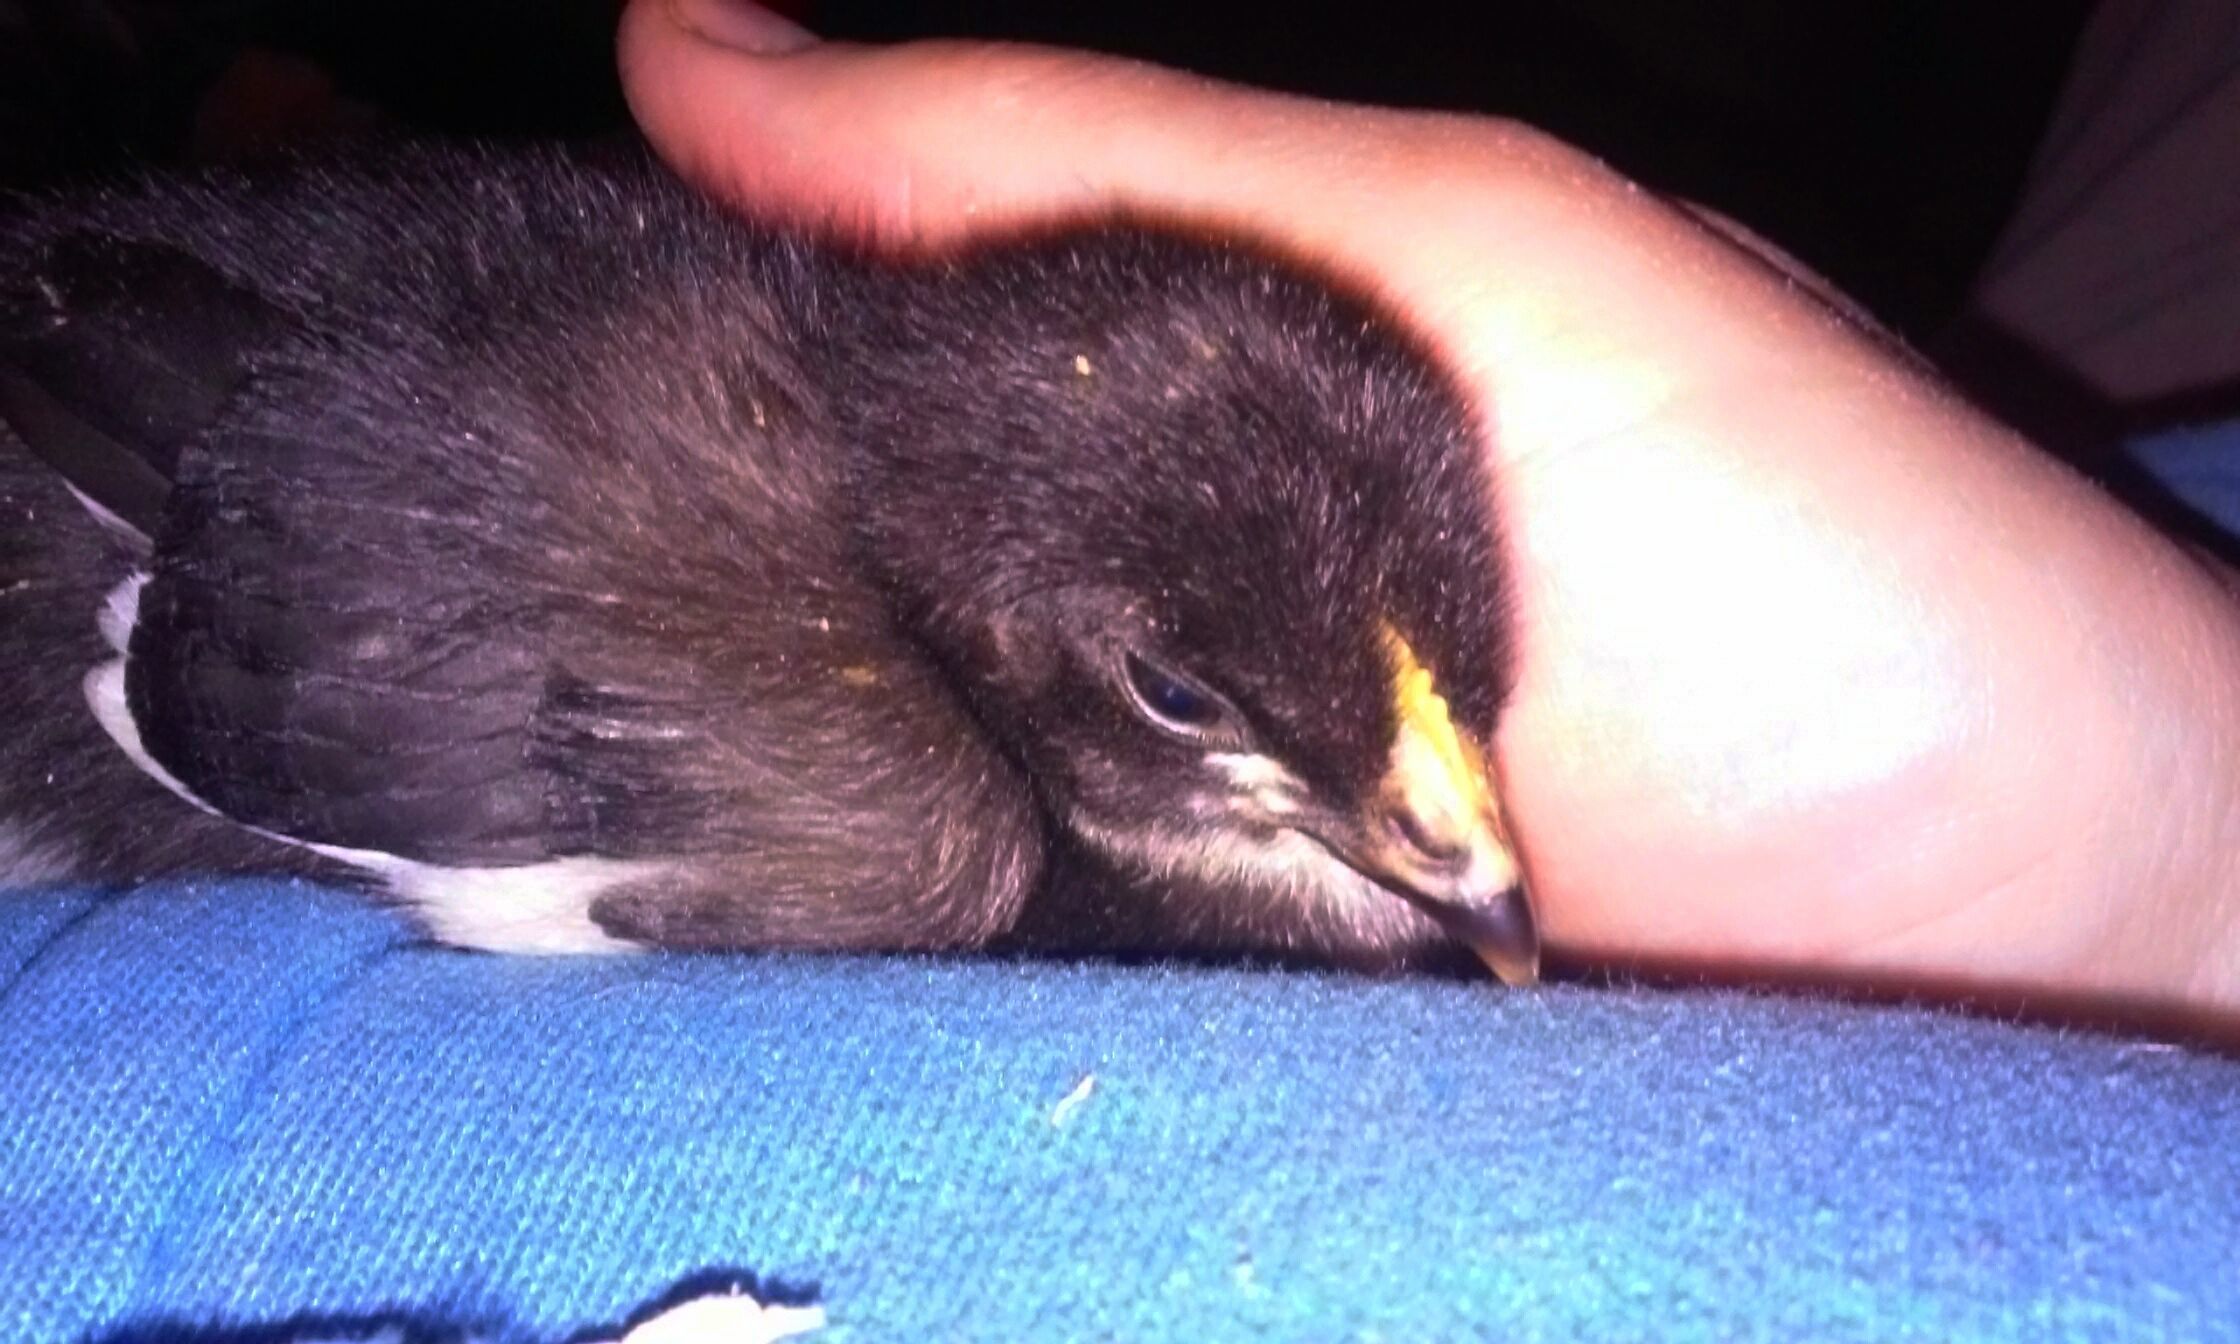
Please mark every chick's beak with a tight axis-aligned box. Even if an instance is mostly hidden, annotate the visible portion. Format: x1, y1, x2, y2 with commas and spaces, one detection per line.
1356, 630, 1539, 985
1358, 774, 1539, 987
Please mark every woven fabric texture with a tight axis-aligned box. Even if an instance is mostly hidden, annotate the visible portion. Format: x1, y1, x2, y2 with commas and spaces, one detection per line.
4, 879, 2236, 1343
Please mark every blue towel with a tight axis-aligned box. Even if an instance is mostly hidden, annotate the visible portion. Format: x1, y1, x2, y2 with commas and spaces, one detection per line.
5, 880, 2237, 1342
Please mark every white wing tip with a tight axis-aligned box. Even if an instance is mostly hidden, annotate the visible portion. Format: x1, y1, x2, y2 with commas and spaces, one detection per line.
599, 1291, 827, 1344
84, 578, 651, 956
379, 855, 660, 954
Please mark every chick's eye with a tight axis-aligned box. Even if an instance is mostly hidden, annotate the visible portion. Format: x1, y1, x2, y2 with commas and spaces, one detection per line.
1122, 651, 1232, 739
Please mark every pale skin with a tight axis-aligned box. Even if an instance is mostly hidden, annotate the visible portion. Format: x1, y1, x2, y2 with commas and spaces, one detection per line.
619, 0, 2240, 1042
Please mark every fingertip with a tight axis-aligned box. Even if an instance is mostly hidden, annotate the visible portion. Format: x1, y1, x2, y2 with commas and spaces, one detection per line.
619, 0, 966, 241
619, 0, 1310, 247
618, 0, 827, 225
664, 0, 819, 57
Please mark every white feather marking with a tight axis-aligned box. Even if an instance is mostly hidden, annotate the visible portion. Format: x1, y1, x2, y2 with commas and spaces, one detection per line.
65, 483, 151, 546
1077, 816, 1440, 955
1206, 752, 1302, 792
1079, 816, 1377, 911
350, 853, 655, 955
86, 657, 220, 818
99, 572, 147, 654
1206, 751, 1307, 818
83, 589, 653, 954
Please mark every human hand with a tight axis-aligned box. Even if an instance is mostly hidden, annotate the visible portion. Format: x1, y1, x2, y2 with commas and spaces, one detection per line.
619, 0, 2240, 1038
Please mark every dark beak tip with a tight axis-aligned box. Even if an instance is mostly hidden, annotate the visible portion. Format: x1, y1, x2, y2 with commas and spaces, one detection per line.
1440, 884, 1539, 988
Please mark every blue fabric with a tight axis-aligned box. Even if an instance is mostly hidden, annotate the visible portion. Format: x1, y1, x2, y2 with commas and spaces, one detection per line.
5, 880, 2238, 1342
2126, 418, 2240, 537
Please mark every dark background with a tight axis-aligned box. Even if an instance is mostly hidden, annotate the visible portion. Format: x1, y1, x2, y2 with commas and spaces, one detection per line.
2, 0, 2092, 343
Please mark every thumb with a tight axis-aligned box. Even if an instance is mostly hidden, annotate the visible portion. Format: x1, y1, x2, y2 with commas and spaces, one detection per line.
618, 0, 1441, 248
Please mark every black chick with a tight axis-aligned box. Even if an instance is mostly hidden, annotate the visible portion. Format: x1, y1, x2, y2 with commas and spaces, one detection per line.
0, 140, 1536, 981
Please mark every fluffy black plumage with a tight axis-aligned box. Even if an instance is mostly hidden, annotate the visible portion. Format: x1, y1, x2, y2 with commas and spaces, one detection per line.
0, 140, 1532, 976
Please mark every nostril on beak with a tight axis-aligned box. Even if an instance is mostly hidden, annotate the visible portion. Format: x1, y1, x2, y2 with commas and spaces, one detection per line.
1387, 807, 1467, 869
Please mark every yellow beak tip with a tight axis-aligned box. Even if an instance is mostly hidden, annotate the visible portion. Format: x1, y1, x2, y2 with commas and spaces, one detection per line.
1475, 941, 1541, 987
